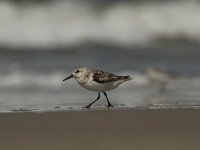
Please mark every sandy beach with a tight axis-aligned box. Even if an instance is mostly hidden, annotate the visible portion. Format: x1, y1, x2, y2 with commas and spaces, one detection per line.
0, 109, 200, 150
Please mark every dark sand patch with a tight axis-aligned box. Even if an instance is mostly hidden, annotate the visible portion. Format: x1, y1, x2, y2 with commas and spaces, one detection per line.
0, 109, 200, 150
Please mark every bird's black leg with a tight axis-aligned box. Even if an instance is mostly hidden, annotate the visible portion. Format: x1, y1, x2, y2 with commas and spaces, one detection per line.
83, 92, 100, 109
103, 91, 113, 108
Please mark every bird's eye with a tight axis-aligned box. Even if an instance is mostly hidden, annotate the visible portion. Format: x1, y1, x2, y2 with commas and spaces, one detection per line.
76, 70, 80, 73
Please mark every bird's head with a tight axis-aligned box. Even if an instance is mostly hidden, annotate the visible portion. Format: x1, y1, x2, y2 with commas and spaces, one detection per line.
63, 67, 88, 81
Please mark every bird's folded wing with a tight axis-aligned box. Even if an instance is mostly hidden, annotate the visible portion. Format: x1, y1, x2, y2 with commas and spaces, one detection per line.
92, 71, 121, 83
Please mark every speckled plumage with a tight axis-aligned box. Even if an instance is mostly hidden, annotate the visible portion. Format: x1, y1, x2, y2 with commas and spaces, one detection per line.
92, 69, 131, 83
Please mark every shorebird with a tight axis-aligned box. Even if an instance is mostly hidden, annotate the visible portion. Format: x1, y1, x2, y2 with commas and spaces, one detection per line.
145, 67, 176, 92
63, 67, 132, 109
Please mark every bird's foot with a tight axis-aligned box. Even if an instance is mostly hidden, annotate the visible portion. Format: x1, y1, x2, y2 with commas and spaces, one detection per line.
82, 105, 91, 109
107, 103, 113, 108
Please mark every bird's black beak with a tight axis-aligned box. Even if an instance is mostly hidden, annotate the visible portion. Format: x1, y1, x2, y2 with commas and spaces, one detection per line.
63, 74, 73, 81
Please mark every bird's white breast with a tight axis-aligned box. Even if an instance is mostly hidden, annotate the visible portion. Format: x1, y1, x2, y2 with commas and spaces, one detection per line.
76, 75, 125, 92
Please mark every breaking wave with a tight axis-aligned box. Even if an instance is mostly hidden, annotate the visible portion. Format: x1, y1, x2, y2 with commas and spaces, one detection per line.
0, 71, 145, 88
0, 0, 200, 48
0, 71, 64, 88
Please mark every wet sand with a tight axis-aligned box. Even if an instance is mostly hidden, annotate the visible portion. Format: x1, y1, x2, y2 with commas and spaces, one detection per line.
0, 109, 200, 150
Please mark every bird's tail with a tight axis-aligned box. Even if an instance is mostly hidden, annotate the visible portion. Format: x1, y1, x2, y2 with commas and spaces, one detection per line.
121, 76, 133, 81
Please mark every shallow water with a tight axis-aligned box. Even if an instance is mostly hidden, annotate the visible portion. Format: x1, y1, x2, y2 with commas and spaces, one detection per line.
0, 45, 200, 112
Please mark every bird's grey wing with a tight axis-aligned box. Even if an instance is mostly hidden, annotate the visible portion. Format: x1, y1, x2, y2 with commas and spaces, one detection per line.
92, 70, 120, 83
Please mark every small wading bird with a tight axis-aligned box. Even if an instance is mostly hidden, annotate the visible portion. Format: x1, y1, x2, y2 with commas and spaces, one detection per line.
145, 67, 176, 92
63, 67, 132, 109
